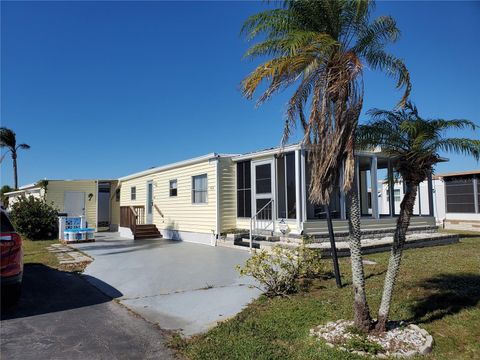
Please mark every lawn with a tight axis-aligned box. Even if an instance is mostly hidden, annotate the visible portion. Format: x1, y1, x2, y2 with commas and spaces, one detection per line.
178, 235, 480, 360
22, 239, 88, 272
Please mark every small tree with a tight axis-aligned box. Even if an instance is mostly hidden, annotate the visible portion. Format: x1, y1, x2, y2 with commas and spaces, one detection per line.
357, 101, 480, 331
10, 196, 59, 240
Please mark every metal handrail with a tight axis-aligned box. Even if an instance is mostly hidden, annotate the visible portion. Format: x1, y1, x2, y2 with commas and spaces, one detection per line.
249, 199, 274, 251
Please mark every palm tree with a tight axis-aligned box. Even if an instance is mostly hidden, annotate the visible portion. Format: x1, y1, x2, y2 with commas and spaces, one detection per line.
0, 127, 31, 190
241, 0, 410, 331
357, 101, 480, 332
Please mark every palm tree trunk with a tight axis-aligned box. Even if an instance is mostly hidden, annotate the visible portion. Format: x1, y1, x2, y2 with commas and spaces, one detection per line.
375, 181, 418, 332
12, 151, 18, 190
347, 180, 372, 331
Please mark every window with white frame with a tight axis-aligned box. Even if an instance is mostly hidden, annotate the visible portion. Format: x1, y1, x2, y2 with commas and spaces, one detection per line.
130, 186, 136, 201
192, 174, 207, 203
169, 179, 178, 197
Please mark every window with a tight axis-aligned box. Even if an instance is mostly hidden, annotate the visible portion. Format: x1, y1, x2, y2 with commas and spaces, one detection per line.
192, 174, 207, 204
445, 176, 475, 213
115, 188, 120, 202
386, 188, 401, 202
237, 161, 251, 217
169, 179, 177, 197
255, 164, 272, 194
130, 186, 136, 201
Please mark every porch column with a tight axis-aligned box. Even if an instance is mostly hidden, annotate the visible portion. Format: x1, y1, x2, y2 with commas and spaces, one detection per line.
388, 159, 395, 216
427, 173, 434, 216
295, 149, 302, 231
301, 147, 307, 227
339, 161, 346, 220
370, 156, 379, 219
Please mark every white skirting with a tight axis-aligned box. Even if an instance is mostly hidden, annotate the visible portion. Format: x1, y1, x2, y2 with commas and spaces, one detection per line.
161, 228, 215, 246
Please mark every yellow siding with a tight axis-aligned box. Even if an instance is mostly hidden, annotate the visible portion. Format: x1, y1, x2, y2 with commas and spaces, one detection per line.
45, 180, 98, 230
218, 158, 236, 232
110, 181, 120, 227
120, 160, 218, 234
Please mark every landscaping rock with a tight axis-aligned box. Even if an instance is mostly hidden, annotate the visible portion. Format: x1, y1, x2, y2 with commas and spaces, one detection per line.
310, 319, 434, 358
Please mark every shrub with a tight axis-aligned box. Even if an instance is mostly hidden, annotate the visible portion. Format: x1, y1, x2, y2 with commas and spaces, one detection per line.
10, 195, 58, 240
237, 242, 325, 297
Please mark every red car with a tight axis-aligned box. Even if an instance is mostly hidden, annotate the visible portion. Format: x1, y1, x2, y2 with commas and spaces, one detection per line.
1, 208, 23, 305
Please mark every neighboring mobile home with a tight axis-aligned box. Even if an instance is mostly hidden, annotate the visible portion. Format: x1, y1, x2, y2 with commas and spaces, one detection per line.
119, 144, 437, 245
5, 179, 119, 232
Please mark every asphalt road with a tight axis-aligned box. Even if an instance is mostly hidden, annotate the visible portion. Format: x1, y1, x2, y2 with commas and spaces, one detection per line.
1, 264, 176, 360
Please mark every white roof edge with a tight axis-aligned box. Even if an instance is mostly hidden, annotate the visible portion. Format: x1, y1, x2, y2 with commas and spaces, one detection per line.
232, 143, 301, 161
118, 153, 237, 182
5, 187, 41, 196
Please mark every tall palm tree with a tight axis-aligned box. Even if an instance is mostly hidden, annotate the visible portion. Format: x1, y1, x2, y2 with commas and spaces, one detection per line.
0, 127, 31, 189
357, 101, 480, 332
241, 0, 410, 331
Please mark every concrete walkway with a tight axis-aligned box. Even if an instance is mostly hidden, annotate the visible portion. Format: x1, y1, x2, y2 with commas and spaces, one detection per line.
73, 233, 261, 337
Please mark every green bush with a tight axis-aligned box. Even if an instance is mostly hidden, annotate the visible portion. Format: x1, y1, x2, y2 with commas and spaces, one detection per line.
237, 242, 325, 297
10, 195, 58, 240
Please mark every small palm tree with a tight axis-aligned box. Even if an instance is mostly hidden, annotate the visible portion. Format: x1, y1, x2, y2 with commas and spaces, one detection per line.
0, 127, 31, 189
357, 101, 480, 332
241, 0, 410, 331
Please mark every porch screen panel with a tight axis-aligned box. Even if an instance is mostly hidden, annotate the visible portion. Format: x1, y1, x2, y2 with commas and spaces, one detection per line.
445, 176, 475, 213
286, 152, 296, 219
276, 157, 286, 218
237, 161, 251, 217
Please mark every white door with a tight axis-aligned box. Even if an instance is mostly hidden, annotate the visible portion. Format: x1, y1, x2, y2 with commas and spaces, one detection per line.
64, 191, 85, 217
252, 160, 275, 231
146, 180, 153, 224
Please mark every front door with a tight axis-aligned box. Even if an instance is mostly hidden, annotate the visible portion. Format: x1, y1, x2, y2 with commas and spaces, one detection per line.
64, 191, 85, 217
146, 180, 153, 224
253, 160, 275, 230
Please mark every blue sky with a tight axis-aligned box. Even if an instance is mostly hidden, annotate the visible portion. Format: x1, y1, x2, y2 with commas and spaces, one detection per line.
1, 1, 479, 187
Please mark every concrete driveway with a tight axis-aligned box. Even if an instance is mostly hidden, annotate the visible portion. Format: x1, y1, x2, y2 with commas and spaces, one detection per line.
73, 233, 261, 336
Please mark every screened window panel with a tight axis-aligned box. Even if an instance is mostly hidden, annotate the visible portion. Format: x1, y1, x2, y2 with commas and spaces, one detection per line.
276, 156, 286, 218
286, 152, 296, 219
236, 161, 252, 217
169, 179, 177, 197
445, 176, 475, 213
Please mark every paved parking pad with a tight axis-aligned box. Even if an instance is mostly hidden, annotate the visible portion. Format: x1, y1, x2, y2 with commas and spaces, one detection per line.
73, 233, 261, 336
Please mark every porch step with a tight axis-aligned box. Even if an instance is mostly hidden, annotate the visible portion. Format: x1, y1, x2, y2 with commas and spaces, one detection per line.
134, 224, 162, 240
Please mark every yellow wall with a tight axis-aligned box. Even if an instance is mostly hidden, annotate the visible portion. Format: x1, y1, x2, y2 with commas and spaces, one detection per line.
110, 181, 120, 228
120, 159, 218, 234
45, 180, 98, 230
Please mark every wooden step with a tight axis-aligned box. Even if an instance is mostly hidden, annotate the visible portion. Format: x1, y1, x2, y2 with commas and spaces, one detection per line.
133, 224, 162, 239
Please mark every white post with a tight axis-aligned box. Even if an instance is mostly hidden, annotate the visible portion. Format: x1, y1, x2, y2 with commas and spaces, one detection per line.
249, 218, 253, 252
473, 176, 479, 214
370, 156, 379, 219
295, 149, 302, 231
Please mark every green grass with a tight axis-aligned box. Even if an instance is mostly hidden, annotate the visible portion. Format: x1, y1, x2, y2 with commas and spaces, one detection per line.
22, 238, 88, 272
22, 239, 60, 268
179, 236, 480, 360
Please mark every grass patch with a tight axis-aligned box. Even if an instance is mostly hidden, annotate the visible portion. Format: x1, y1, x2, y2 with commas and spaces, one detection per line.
180, 236, 480, 360
22, 239, 88, 272
23, 239, 60, 268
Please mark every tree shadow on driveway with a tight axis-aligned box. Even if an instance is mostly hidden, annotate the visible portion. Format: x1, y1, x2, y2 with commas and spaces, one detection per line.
408, 273, 480, 324
1, 263, 122, 320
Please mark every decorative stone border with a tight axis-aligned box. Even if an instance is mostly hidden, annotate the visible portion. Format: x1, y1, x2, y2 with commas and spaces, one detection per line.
310, 320, 434, 358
